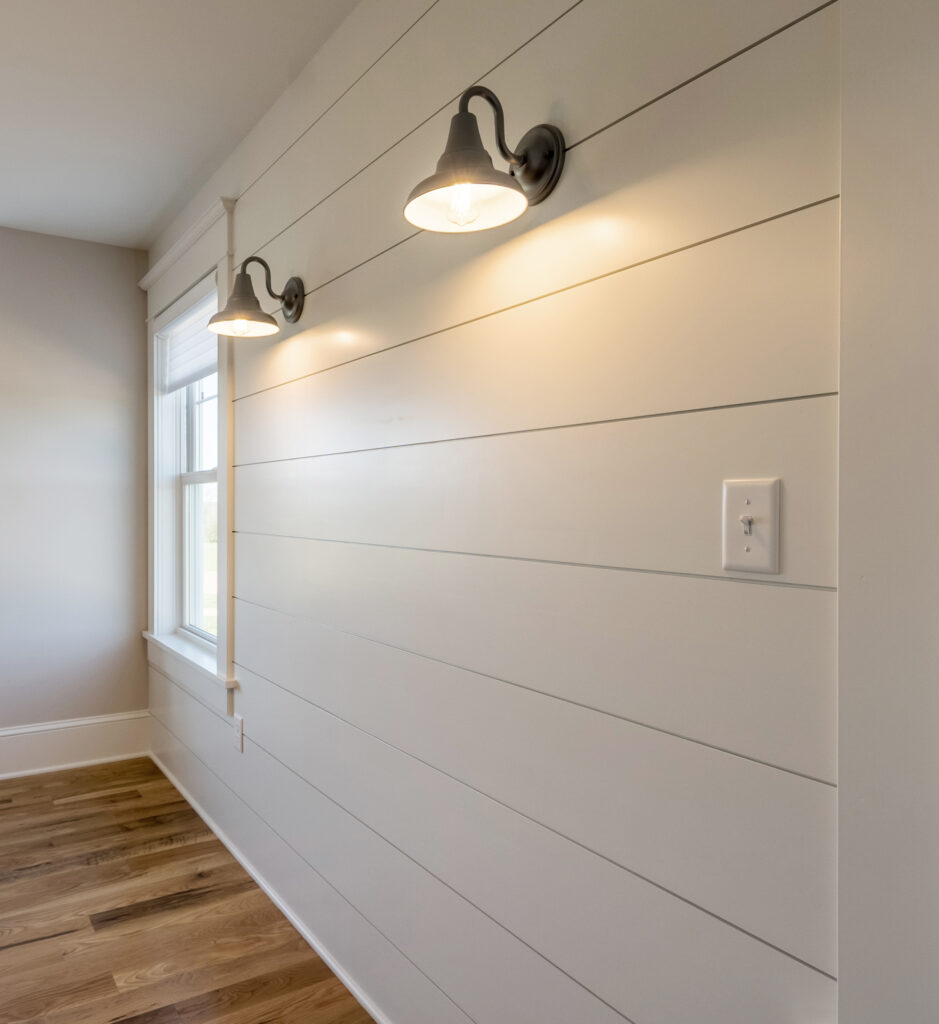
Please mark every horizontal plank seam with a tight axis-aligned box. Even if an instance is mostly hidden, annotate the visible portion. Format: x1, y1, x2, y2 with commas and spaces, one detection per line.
236, 1, 835, 288
233, 532, 838, 592
237, 0, 588, 265
148, 705, 481, 1024
149, 664, 229, 723
233, 391, 839, 467
155, 689, 635, 1022
230, 668, 837, 983
231, 595, 836, 787
236, 1, 445, 203
233, 195, 840, 402
245, 726, 637, 1024
568, 0, 839, 152
146, 750, 458, 1024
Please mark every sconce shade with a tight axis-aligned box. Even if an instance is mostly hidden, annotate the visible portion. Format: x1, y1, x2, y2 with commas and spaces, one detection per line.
404, 110, 528, 233
207, 269, 280, 337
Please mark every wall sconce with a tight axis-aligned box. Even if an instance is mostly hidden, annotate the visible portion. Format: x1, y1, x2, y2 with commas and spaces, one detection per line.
207, 256, 305, 337
404, 85, 565, 233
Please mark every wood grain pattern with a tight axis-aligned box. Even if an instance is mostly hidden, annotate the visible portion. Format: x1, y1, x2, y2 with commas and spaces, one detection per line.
0, 759, 373, 1024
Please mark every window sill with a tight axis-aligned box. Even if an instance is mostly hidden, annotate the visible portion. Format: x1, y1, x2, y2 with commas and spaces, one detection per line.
143, 630, 236, 691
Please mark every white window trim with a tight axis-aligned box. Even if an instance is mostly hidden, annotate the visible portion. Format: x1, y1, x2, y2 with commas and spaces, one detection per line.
147, 270, 235, 692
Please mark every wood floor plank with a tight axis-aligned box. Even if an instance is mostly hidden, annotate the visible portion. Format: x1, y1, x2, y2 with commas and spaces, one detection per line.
0, 836, 231, 919
39, 940, 316, 1024
0, 758, 373, 1024
0, 860, 255, 975
172, 959, 336, 1023
0, 804, 202, 870
0, 970, 119, 1023
209, 975, 376, 1024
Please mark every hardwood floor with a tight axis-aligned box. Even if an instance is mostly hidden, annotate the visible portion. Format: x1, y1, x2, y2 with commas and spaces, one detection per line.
0, 758, 375, 1024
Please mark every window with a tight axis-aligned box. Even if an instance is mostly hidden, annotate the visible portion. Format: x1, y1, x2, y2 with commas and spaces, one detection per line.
182, 371, 218, 640
152, 287, 219, 648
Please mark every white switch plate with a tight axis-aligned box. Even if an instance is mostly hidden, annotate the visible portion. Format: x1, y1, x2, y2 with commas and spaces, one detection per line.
722, 478, 780, 574
233, 713, 244, 753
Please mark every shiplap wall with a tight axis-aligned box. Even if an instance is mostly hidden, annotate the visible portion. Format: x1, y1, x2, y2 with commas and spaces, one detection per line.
149, 2, 841, 1021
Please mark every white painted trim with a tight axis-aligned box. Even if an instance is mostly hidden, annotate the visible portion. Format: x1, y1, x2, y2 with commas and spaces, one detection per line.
0, 711, 150, 780
144, 631, 237, 689
150, 750, 393, 1024
0, 709, 149, 738
139, 198, 234, 291
215, 246, 236, 693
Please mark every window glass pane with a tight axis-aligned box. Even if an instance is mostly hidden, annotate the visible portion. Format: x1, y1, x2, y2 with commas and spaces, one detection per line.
193, 372, 218, 472
185, 481, 218, 638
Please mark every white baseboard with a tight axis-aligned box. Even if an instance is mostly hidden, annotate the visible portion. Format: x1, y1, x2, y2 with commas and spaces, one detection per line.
0, 710, 150, 779
149, 747, 393, 1024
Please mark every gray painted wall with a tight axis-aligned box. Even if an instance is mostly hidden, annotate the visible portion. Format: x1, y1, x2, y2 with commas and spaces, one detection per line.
0, 225, 147, 727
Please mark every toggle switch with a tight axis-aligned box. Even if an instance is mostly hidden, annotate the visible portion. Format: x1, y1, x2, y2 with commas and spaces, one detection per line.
722, 478, 780, 574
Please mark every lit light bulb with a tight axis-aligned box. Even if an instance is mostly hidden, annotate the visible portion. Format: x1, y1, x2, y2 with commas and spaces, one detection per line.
447, 184, 478, 227
233, 319, 248, 335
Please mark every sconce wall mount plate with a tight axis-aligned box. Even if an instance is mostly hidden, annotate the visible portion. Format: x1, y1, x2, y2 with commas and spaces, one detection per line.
511, 123, 565, 205
404, 86, 565, 233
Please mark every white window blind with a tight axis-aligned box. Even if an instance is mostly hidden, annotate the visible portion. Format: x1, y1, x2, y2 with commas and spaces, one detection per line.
160, 292, 218, 393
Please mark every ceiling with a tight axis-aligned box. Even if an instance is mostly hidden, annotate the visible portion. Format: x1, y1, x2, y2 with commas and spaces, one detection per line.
0, 0, 358, 250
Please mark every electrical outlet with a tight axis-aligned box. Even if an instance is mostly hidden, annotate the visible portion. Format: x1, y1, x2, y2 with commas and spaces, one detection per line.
233, 713, 244, 753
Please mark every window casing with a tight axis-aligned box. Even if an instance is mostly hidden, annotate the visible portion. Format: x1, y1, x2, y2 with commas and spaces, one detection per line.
152, 287, 219, 648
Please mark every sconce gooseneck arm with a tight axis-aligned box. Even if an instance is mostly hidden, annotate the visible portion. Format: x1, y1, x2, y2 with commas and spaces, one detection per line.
458, 86, 523, 167
239, 256, 284, 301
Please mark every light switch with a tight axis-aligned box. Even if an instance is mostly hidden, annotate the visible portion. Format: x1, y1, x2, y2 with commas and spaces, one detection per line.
722, 478, 780, 574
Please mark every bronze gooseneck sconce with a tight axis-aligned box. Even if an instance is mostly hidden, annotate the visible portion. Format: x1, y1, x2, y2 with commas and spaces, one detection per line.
404, 85, 566, 233
207, 256, 305, 337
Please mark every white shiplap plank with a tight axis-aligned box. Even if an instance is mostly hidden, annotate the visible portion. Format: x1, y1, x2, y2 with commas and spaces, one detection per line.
235, 396, 837, 587
233, 3, 839, 397
151, 671, 625, 1024
148, 713, 473, 1024
235, 201, 838, 464
233, 0, 576, 264
147, 643, 229, 717
234, 606, 835, 972
149, 0, 434, 268
227, 665, 837, 1018
234, 535, 836, 781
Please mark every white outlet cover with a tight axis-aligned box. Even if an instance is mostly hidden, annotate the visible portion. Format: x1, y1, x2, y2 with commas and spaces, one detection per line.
722, 478, 780, 574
